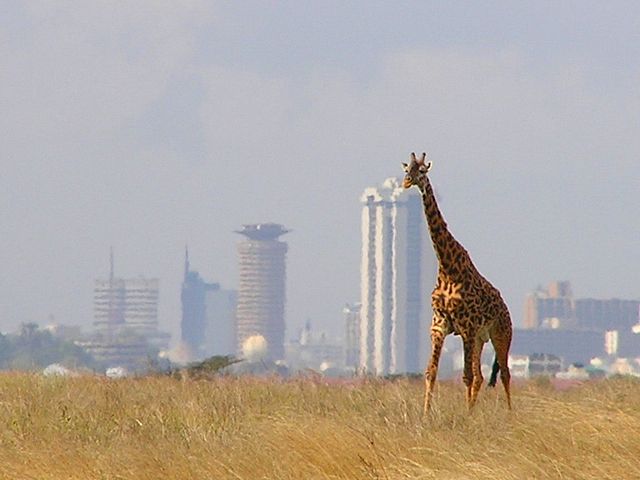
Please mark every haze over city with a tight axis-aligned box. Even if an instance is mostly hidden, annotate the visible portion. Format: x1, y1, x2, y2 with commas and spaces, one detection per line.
2, 1, 639, 342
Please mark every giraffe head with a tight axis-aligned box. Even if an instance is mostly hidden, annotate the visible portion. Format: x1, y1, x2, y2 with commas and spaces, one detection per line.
402, 152, 432, 189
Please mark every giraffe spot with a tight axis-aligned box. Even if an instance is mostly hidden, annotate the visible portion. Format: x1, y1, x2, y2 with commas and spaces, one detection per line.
434, 282, 463, 310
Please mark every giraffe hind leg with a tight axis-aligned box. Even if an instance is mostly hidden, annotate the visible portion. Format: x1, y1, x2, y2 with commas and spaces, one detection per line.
490, 329, 512, 409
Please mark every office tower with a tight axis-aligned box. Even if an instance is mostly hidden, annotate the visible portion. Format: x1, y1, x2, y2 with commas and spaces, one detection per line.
359, 177, 437, 375
93, 249, 159, 337
343, 302, 361, 370
235, 223, 289, 360
94, 277, 159, 335
181, 247, 219, 358
86, 249, 167, 371
181, 248, 237, 360
118, 277, 160, 334
204, 288, 237, 357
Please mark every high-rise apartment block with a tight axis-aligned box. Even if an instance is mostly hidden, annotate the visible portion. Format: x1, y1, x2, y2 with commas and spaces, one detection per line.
359, 177, 437, 375
235, 223, 289, 361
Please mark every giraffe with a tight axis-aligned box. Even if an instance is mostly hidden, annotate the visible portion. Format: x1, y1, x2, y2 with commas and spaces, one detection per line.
402, 152, 512, 413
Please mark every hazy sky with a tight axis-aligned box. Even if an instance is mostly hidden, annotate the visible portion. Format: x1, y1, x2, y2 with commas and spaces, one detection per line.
2, 1, 639, 341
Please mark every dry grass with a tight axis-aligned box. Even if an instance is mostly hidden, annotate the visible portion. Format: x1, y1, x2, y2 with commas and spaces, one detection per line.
0, 373, 639, 479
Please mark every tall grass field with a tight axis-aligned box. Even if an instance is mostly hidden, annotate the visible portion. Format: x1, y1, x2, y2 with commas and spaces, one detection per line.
0, 373, 638, 479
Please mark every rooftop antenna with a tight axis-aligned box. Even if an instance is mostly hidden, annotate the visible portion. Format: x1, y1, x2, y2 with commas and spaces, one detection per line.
109, 246, 114, 282
108, 246, 116, 332
184, 244, 190, 280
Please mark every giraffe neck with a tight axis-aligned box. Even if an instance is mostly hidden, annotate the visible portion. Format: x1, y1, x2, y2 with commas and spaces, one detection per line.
418, 177, 466, 275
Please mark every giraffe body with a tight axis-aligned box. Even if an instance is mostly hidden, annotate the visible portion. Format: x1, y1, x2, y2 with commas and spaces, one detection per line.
402, 153, 512, 413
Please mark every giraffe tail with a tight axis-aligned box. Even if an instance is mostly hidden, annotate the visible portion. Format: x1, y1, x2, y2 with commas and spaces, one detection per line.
488, 355, 499, 387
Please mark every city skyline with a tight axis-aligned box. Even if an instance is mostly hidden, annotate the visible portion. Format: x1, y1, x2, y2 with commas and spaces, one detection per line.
2, 3, 639, 340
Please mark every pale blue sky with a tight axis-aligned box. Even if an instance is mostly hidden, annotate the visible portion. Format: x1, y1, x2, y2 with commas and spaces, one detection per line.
1, 1, 639, 340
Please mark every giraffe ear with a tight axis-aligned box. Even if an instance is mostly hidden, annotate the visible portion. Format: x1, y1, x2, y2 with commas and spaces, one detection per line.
402, 162, 409, 172
419, 161, 432, 173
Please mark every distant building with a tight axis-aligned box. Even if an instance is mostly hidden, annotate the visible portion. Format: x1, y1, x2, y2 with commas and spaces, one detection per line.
93, 250, 160, 338
83, 249, 169, 371
286, 320, 344, 372
181, 248, 237, 360
512, 328, 604, 365
78, 336, 153, 371
204, 288, 237, 357
181, 266, 216, 356
524, 281, 639, 332
528, 353, 564, 377
523, 281, 574, 329
235, 223, 289, 361
359, 177, 437, 375
556, 364, 590, 380
605, 324, 640, 359
608, 357, 640, 377
574, 298, 639, 332
343, 302, 361, 370
43, 323, 83, 341
509, 353, 563, 379
520, 281, 640, 365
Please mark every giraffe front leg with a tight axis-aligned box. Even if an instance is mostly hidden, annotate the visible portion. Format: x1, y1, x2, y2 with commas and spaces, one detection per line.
461, 338, 474, 407
469, 337, 485, 408
423, 321, 446, 415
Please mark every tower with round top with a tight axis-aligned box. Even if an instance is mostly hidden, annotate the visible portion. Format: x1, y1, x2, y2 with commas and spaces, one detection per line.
235, 223, 289, 361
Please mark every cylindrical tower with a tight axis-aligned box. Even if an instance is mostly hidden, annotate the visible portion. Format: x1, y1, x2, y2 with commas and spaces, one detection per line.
235, 223, 289, 360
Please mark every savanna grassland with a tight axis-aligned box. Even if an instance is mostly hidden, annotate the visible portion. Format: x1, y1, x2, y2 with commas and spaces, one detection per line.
0, 373, 639, 480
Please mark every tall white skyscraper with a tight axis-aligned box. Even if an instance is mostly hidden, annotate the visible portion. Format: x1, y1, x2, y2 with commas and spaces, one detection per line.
359, 177, 437, 375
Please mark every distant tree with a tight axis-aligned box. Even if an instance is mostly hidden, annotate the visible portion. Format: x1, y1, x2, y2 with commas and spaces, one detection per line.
0, 333, 14, 367
175, 355, 241, 380
0, 323, 97, 371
